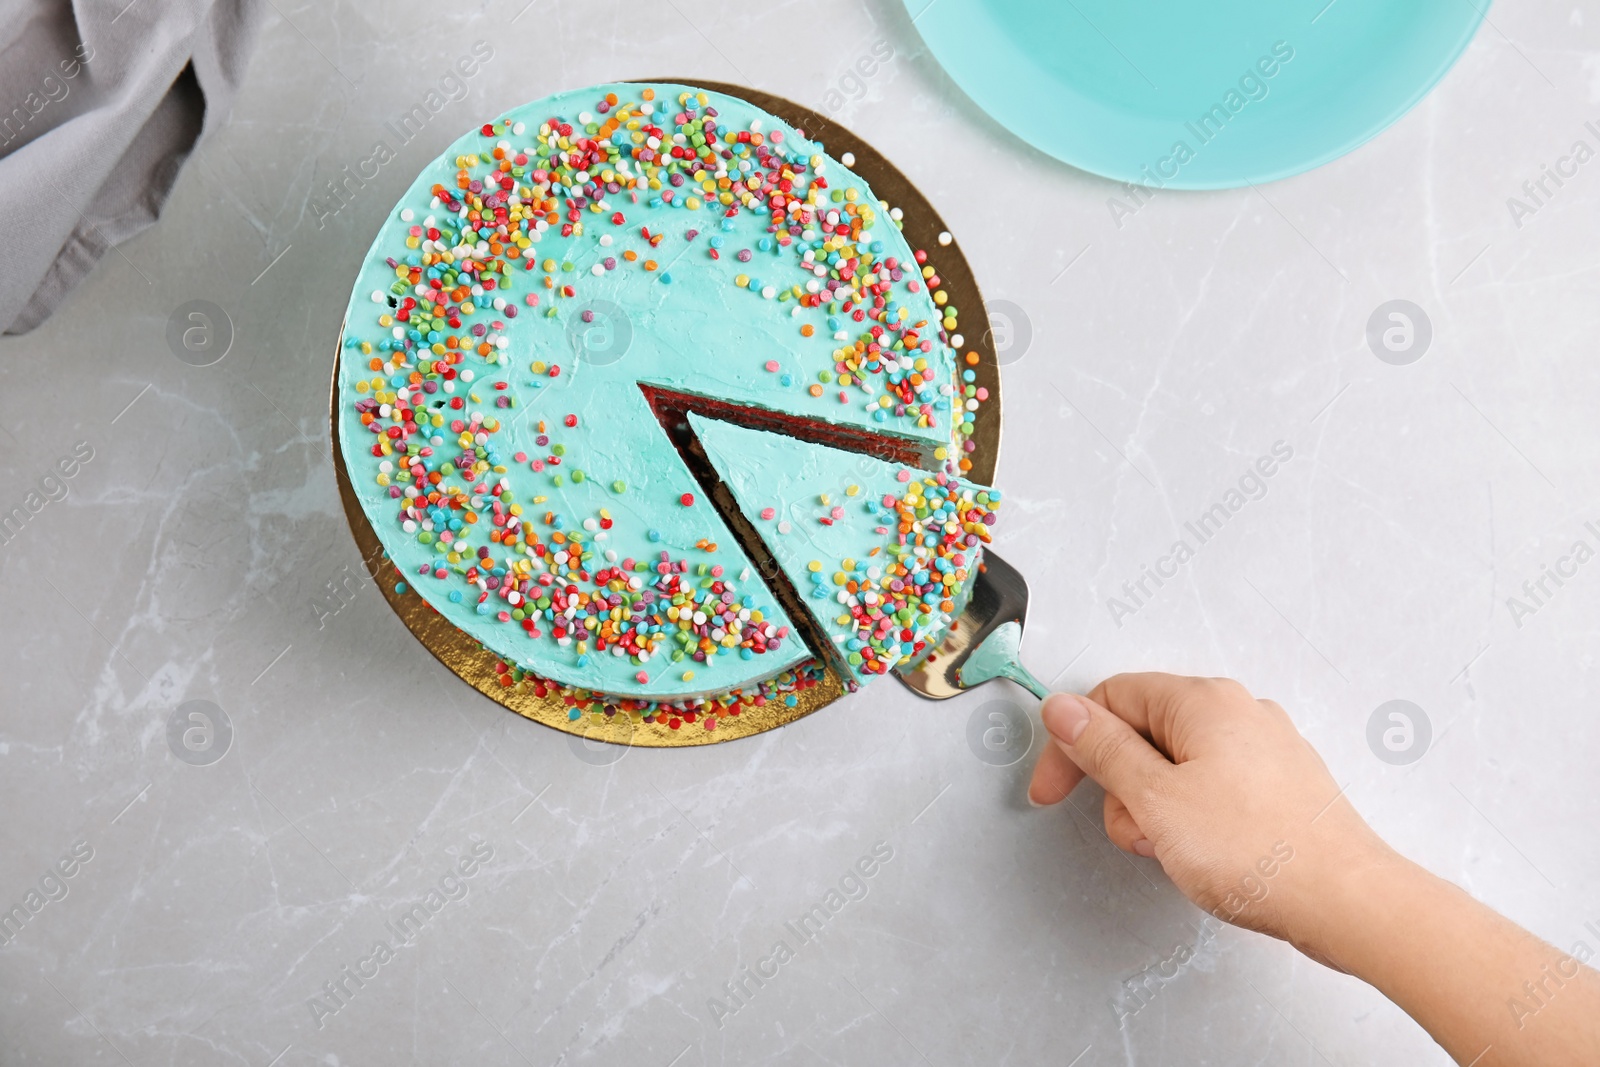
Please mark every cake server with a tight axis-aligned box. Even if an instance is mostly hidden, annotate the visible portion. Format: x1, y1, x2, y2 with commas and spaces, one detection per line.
894, 549, 1051, 700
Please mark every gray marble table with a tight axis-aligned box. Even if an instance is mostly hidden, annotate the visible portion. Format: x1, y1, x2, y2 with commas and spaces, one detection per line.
3, 1, 1597, 1064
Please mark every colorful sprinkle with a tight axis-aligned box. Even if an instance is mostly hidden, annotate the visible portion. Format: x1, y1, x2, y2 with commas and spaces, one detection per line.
338, 81, 992, 703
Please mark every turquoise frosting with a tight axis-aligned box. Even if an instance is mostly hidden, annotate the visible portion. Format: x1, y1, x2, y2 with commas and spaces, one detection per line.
337, 82, 965, 699
689, 414, 998, 685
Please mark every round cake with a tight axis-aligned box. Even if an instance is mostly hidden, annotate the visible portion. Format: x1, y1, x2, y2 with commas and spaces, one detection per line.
336, 81, 999, 730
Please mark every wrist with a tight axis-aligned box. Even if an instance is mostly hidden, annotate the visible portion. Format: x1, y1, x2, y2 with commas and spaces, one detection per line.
1284, 843, 1600, 1064
1284, 840, 1425, 974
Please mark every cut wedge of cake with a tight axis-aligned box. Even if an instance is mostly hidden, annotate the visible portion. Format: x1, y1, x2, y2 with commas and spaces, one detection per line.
689, 413, 1002, 687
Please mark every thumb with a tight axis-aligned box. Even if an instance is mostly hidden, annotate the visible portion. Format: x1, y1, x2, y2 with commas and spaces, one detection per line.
1041, 692, 1171, 808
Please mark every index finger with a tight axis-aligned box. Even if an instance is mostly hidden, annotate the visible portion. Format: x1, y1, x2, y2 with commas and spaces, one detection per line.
1086, 673, 1262, 763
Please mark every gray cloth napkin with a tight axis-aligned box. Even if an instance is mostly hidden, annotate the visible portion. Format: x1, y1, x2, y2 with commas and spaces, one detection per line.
0, 0, 264, 334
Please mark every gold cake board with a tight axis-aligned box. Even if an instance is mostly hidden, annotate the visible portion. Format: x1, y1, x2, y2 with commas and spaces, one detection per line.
330, 80, 1002, 747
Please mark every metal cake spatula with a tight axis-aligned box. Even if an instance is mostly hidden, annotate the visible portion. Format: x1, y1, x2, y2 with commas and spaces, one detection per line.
894, 549, 1051, 700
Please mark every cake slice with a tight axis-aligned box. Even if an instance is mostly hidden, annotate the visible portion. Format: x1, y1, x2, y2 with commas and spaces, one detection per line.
689, 414, 1001, 688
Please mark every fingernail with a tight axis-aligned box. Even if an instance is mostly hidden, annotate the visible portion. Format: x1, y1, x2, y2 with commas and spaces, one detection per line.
1026, 792, 1045, 808
1041, 693, 1090, 745
1133, 838, 1156, 858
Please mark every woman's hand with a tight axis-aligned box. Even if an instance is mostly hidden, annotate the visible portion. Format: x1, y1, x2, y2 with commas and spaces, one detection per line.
1027, 673, 1394, 955
1029, 673, 1600, 1066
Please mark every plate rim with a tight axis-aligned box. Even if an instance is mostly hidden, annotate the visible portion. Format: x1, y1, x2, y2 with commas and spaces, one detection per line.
903, 0, 1489, 189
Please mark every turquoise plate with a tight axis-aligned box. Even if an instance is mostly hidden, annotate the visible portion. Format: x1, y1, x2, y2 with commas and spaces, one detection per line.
903, 0, 1487, 188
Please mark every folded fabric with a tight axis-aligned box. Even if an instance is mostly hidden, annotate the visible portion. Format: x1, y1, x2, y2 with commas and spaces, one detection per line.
0, 0, 264, 335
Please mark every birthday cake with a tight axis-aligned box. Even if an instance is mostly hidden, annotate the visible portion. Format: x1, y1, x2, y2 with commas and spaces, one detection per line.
336, 81, 996, 728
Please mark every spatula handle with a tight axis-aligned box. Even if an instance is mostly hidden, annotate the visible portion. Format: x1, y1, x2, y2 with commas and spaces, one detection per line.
1000, 659, 1051, 701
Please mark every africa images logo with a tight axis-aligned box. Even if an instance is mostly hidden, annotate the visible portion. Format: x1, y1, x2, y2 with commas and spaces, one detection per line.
306, 840, 494, 1030
705, 841, 894, 1029
1106, 441, 1294, 626
0, 841, 94, 947
1107, 41, 1296, 227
